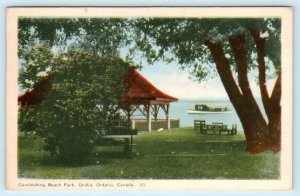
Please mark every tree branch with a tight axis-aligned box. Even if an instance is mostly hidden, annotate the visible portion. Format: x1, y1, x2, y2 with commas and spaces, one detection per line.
228, 34, 250, 95
228, 34, 268, 127
270, 71, 281, 107
250, 29, 271, 118
204, 40, 244, 115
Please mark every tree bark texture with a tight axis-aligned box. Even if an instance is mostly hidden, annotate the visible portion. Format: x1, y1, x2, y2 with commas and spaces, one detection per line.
250, 30, 282, 152
205, 34, 281, 153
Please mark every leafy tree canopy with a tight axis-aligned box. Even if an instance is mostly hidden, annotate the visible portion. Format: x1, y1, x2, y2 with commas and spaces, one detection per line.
18, 18, 133, 91
131, 18, 281, 81
19, 17, 280, 85
18, 18, 130, 58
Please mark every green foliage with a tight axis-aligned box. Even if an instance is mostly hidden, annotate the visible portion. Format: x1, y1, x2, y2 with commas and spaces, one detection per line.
18, 18, 80, 45
18, 17, 281, 83
132, 18, 281, 81
18, 18, 130, 58
19, 43, 53, 89
19, 50, 131, 164
76, 18, 131, 55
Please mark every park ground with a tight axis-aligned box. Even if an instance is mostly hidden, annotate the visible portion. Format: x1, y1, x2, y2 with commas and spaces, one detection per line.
18, 127, 280, 179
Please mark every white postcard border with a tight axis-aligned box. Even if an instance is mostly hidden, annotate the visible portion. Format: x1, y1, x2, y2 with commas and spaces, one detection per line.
6, 7, 293, 191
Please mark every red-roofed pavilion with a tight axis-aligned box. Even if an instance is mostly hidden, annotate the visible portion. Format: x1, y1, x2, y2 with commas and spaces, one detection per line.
18, 67, 178, 132
121, 68, 178, 131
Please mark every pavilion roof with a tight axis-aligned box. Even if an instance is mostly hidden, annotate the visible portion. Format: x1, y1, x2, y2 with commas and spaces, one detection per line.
18, 68, 178, 107
123, 68, 178, 104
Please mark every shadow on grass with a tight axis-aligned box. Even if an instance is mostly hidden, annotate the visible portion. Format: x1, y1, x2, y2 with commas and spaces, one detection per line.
19, 140, 247, 168
195, 141, 247, 153
20, 150, 133, 169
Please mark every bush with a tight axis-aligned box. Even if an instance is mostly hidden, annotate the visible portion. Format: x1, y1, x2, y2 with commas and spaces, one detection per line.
19, 50, 131, 164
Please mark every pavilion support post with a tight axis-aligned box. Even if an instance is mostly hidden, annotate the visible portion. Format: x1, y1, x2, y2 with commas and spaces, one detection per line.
148, 104, 152, 132
131, 120, 135, 130
167, 104, 171, 130
153, 105, 159, 120
126, 107, 131, 128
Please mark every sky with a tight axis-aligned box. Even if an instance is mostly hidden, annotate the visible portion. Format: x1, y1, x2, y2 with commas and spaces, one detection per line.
139, 61, 276, 100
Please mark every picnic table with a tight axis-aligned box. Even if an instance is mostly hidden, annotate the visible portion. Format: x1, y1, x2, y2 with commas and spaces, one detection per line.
194, 120, 237, 135
99, 126, 138, 157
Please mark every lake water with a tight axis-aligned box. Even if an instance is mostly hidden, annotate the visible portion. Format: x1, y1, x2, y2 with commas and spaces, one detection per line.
167, 99, 265, 133
130, 98, 266, 133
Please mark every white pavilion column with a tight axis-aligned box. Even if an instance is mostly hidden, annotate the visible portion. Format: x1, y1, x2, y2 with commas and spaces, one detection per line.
167, 104, 171, 130
148, 103, 152, 132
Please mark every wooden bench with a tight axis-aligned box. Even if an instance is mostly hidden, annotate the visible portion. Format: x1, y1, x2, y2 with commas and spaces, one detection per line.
99, 127, 138, 158
230, 124, 237, 135
205, 122, 227, 135
194, 120, 206, 134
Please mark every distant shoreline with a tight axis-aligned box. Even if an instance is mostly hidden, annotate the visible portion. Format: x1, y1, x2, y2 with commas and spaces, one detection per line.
177, 98, 230, 102
178, 97, 263, 102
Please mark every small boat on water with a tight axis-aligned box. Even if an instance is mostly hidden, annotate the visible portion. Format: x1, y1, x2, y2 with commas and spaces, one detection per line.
188, 104, 232, 114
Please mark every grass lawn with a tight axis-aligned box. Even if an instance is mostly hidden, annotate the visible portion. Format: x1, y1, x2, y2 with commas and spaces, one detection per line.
18, 127, 280, 179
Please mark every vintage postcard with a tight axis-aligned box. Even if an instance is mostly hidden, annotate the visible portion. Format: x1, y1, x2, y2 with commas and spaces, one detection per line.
6, 7, 293, 191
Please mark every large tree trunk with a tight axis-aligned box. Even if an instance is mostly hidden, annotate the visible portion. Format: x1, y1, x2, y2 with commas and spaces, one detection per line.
268, 72, 281, 152
250, 30, 282, 152
205, 36, 279, 153
228, 34, 268, 129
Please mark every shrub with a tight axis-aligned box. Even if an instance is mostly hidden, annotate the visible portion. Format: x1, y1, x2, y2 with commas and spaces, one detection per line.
19, 50, 131, 164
